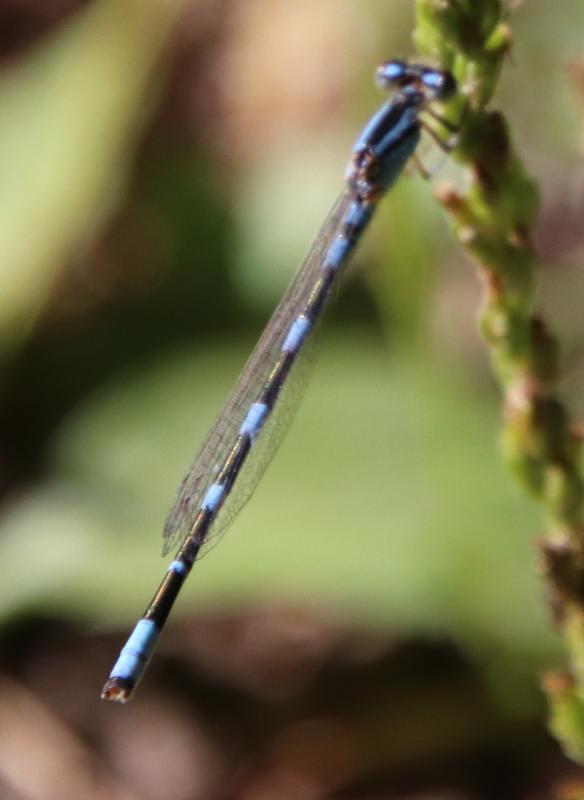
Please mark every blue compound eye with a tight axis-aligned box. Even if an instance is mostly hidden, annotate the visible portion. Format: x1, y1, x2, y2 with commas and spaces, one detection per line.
375, 59, 409, 89
420, 68, 457, 100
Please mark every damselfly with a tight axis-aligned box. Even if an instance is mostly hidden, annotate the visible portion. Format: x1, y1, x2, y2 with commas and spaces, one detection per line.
102, 59, 457, 702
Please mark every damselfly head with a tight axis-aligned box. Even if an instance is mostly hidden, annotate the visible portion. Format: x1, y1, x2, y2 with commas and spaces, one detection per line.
376, 60, 456, 103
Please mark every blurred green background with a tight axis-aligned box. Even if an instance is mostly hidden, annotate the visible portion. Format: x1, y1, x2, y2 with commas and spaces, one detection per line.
1, 0, 584, 797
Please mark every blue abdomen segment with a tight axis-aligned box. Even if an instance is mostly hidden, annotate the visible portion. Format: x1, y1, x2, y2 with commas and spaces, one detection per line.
201, 483, 226, 512
282, 316, 312, 353
239, 402, 269, 439
107, 619, 159, 686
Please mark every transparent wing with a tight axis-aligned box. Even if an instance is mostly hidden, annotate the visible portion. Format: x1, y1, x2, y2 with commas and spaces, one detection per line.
163, 189, 354, 556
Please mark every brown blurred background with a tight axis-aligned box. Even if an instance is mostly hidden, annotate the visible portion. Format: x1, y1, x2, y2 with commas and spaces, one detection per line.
1, 0, 584, 797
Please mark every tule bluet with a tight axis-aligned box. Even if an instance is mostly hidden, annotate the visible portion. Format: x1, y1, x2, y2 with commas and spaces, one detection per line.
102, 59, 457, 702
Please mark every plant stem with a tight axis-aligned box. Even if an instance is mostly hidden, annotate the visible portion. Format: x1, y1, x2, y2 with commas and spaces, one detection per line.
414, 0, 584, 763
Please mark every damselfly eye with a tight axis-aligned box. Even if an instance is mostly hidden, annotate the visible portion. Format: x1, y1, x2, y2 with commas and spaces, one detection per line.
420, 68, 457, 101
375, 59, 409, 90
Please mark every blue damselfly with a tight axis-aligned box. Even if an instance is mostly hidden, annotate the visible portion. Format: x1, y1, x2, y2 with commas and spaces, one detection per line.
102, 60, 457, 702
